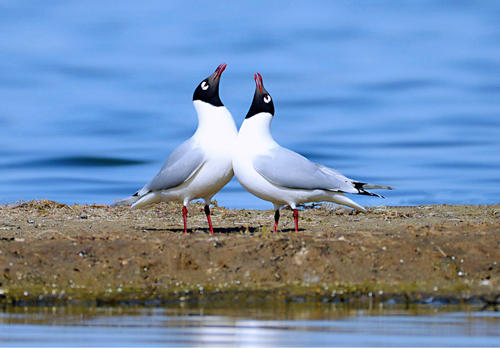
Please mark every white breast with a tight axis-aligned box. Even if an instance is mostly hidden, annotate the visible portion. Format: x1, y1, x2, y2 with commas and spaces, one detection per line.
163, 101, 237, 204
193, 101, 238, 154
233, 113, 287, 204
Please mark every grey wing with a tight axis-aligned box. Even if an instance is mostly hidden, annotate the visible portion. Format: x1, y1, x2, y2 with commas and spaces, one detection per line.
137, 137, 205, 196
253, 147, 358, 194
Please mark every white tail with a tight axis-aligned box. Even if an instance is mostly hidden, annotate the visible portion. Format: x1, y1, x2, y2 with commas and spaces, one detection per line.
329, 193, 367, 212
111, 195, 139, 207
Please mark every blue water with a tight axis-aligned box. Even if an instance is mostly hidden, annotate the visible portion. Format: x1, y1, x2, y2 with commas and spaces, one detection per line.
1, 305, 499, 347
0, 1, 499, 209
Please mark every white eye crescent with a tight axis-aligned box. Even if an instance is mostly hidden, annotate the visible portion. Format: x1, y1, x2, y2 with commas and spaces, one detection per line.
263, 95, 271, 103
201, 81, 209, 90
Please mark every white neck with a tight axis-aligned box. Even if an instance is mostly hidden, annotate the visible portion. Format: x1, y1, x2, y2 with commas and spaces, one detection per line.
237, 112, 277, 150
193, 100, 237, 137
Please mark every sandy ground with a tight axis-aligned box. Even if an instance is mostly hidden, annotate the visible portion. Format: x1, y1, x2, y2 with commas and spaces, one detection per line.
0, 200, 499, 305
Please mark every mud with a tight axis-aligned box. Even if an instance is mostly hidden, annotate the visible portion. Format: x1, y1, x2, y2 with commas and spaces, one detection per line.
0, 200, 498, 305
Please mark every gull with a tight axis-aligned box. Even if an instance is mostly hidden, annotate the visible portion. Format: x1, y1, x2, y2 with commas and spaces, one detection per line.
232, 73, 392, 232
113, 63, 237, 234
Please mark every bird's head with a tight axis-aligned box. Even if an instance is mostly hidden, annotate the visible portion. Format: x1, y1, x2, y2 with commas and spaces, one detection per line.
192, 63, 227, 107
245, 72, 274, 119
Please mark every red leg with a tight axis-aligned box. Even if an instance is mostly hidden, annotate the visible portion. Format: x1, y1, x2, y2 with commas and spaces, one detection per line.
274, 209, 280, 233
182, 206, 188, 234
293, 209, 299, 232
204, 205, 214, 235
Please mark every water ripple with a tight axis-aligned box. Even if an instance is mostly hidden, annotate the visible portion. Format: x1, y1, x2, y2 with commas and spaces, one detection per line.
36, 62, 127, 80
280, 96, 379, 109
360, 79, 440, 92
1, 156, 150, 169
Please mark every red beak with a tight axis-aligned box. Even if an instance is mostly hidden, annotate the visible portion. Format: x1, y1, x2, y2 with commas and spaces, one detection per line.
214, 63, 227, 79
255, 72, 263, 93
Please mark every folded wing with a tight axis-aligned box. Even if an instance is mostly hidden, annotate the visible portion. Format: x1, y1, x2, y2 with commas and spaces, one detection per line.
137, 137, 205, 196
253, 146, 359, 194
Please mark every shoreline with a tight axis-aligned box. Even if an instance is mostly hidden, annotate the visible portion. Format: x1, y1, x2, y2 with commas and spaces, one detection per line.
0, 200, 499, 306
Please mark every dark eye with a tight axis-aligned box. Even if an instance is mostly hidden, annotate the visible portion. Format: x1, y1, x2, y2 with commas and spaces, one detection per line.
263, 95, 271, 103
201, 81, 209, 90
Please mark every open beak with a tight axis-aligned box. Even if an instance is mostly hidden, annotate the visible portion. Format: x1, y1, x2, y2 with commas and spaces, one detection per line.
254, 72, 263, 93
213, 63, 227, 80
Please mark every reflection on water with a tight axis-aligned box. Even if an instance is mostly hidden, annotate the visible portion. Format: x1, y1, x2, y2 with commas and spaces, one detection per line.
0, 0, 499, 209
1, 304, 499, 346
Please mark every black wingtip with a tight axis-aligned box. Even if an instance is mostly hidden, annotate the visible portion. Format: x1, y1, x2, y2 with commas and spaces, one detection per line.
353, 182, 385, 198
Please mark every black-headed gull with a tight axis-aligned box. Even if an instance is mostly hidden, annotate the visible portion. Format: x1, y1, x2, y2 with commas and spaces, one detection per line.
232, 73, 392, 232
113, 64, 237, 234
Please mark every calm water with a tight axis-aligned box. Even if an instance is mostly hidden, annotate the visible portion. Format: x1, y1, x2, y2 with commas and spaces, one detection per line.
1, 304, 499, 347
0, 1, 499, 209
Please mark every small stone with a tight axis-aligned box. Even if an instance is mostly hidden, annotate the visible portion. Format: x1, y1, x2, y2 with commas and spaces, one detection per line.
27, 219, 35, 224
399, 259, 404, 264
457, 270, 464, 277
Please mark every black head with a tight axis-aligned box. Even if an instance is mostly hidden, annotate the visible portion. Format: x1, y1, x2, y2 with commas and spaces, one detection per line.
245, 72, 274, 119
192, 63, 227, 107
